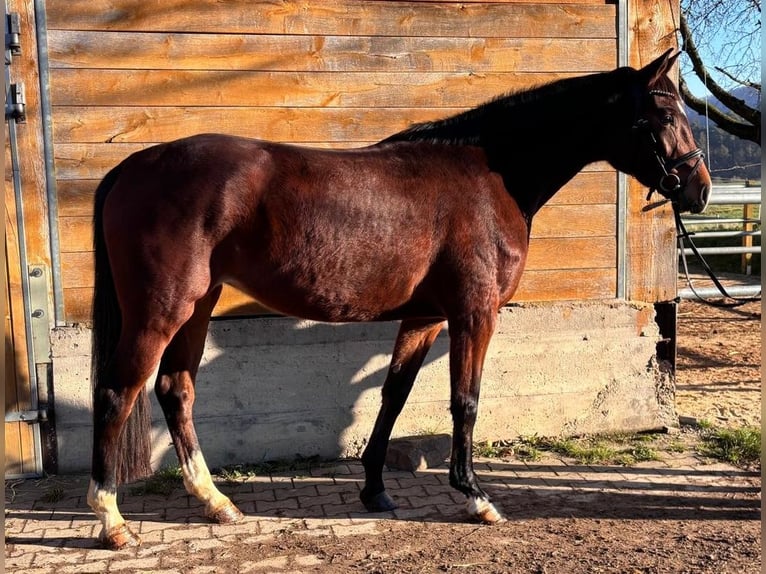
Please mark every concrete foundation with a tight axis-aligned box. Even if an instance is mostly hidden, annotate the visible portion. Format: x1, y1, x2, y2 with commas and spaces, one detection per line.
51, 300, 676, 474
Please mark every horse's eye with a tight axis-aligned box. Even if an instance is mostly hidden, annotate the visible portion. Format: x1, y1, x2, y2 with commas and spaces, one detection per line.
661, 114, 674, 126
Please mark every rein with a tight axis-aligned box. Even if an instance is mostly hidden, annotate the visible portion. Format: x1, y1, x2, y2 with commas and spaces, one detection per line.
674, 206, 761, 308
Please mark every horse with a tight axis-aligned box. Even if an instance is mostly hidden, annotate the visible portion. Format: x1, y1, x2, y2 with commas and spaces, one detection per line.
87, 49, 710, 548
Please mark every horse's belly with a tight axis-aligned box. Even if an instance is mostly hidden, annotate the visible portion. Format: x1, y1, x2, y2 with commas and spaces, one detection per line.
224, 248, 431, 323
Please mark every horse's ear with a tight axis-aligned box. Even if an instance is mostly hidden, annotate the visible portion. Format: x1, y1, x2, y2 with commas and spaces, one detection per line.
638, 48, 681, 86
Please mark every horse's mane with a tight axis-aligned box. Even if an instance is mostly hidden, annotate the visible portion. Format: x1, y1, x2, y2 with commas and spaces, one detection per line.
381, 68, 634, 146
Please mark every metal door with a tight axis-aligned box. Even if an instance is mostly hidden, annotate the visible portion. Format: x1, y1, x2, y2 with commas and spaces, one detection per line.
5, 0, 56, 478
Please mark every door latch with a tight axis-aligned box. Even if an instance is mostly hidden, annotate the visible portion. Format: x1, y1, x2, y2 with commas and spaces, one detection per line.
6, 81, 25, 122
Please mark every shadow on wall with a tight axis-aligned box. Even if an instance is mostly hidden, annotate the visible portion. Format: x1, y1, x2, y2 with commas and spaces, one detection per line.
147, 306, 452, 472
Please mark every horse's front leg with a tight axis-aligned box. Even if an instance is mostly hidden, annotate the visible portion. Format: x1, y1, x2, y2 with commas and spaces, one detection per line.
360, 318, 445, 511
448, 310, 504, 524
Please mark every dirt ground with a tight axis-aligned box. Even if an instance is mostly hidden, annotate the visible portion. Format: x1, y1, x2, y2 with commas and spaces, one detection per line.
675, 300, 761, 429
207, 299, 763, 574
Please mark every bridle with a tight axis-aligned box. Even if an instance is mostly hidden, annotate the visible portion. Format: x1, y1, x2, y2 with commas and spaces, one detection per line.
635, 91, 760, 307
633, 89, 705, 204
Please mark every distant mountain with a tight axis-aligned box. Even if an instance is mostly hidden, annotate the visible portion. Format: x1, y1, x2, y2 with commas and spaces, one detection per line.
685, 86, 760, 124
683, 86, 760, 182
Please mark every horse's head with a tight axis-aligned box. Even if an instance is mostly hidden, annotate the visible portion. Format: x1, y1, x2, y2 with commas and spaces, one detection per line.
612, 50, 712, 213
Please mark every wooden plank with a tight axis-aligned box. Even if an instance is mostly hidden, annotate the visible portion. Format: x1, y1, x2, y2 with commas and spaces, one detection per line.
50, 69, 586, 109
4, 142, 31, 411
548, 172, 616, 206
46, 1, 616, 39
51, 100, 623, 147
626, 0, 679, 303
531, 205, 615, 238
526, 236, 614, 270
51, 106, 465, 148
514, 268, 614, 300
48, 31, 615, 73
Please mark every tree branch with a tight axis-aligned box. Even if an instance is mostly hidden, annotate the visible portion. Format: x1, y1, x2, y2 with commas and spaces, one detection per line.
714, 66, 761, 91
679, 12, 760, 127
680, 78, 760, 144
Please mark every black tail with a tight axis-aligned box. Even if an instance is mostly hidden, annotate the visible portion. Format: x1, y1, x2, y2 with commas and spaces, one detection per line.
92, 164, 153, 484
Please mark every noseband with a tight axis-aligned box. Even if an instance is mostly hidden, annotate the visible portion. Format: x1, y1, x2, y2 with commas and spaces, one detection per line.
633, 89, 704, 203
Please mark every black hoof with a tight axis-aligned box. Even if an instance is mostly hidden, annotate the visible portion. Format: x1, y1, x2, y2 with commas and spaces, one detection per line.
361, 489, 397, 512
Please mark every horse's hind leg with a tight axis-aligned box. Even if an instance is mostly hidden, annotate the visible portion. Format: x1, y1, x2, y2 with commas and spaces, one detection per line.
360, 318, 444, 511
89, 317, 186, 548
154, 286, 244, 524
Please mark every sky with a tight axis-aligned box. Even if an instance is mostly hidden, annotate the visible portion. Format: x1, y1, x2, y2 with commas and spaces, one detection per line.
677, 3, 761, 100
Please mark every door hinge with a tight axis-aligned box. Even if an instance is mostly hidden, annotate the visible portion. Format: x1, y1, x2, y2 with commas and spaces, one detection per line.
6, 12, 21, 56
6, 81, 26, 122
5, 409, 48, 424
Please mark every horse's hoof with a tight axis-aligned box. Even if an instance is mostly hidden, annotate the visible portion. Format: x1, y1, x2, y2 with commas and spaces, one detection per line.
361, 490, 397, 512
208, 501, 244, 524
100, 523, 141, 549
466, 497, 505, 524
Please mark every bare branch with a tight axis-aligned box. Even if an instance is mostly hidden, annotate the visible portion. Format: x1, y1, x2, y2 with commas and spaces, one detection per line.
714, 66, 762, 91
679, 12, 760, 126
680, 78, 760, 144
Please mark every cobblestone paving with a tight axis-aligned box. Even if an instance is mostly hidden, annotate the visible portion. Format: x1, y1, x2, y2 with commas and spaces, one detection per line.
5, 455, 760, 573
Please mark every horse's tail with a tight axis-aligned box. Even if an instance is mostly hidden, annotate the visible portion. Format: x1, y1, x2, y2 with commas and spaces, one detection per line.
92, 163, 153, 484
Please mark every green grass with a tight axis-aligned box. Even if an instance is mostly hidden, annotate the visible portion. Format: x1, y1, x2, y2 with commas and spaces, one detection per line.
698, 426, 761, 467
129, 466, 184, 496
473, 433, 665, 466
217, 454, 325, 483
40, 486, 65, 503
503, 425, 762, 468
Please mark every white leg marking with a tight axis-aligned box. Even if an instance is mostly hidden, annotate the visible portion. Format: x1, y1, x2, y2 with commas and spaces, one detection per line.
466, 496, 505, 524
182, 450, 232, 515
87, 479, 125, 534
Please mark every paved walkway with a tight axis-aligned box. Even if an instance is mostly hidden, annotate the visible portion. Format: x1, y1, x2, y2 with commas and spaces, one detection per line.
5, 453, 760, 573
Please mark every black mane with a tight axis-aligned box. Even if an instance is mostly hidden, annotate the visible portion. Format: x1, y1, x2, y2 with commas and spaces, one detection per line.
381, 68, 634, 146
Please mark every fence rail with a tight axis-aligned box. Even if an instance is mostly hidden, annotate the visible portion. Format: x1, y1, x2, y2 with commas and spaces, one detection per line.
678, 184, 761, 300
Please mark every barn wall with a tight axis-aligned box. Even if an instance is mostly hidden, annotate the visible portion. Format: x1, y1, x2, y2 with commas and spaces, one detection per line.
38, 0, 683, 474
46, 0, 620, 322
52, 301, 675, 473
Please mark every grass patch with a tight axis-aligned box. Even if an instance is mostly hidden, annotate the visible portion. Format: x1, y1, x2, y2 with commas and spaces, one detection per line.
548, 438, 618, 464
698, 426, 761, 467
129, 466, 183, 496
473, 433, 665, 466
41, 486, 65, 503
217, 454, 325, 483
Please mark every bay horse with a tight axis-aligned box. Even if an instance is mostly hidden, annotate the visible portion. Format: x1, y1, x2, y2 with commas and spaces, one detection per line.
88, 50, 710, 548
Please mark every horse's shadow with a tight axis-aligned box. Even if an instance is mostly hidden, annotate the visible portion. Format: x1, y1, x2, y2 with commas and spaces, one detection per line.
148, 306, 452, 473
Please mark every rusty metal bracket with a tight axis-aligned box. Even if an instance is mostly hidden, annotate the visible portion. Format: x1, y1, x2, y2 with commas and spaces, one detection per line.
28, 265, 52, 364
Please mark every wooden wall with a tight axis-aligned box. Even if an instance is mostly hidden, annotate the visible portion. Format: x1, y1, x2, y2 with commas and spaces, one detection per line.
45, 0, 621, 323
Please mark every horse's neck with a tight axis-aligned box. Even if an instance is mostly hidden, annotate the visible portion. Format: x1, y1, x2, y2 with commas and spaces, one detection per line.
485, 117, 604, 219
